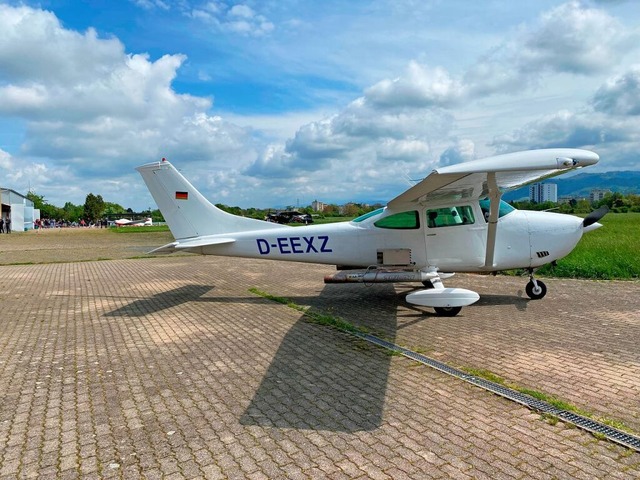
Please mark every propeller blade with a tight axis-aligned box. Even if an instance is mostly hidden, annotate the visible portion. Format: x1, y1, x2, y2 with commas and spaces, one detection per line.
583, 205, 609, 228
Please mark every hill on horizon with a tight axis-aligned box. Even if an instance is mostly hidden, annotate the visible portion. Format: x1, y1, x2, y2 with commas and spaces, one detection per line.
502, 170, 640, 201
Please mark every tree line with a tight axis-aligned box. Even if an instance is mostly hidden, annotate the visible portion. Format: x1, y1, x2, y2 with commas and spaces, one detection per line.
25, 190, 379, 225
510, 192, 640, 214
26, 192, 164, 223
214, 202, 383, 220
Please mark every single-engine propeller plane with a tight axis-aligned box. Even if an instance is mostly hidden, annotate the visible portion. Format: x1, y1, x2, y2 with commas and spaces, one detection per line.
114, 217, 153, 227
137, 148, 607, 316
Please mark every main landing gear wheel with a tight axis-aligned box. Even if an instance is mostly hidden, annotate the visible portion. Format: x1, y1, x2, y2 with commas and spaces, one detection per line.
525, 279, 547, 300
434, 306, 462, 317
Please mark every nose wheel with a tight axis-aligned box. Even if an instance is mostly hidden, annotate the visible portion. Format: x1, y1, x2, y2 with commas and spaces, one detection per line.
525, 277, 547, 300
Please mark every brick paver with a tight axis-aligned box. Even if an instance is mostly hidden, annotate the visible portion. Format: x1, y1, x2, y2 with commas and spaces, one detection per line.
0, 229, 638, 478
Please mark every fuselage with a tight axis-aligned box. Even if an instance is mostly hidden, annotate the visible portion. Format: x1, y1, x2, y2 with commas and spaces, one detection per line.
193, 200, 589, 273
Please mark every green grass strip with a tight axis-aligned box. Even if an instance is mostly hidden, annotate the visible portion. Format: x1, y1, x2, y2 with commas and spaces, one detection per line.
461, 367, 638, 435
248, 287, 364, 334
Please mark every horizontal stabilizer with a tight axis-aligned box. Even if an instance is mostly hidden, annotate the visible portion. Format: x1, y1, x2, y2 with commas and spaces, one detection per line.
148, 242, 179, 254
148, 237, 235, 254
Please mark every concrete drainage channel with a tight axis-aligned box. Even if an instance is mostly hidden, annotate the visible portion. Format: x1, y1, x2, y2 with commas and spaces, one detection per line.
357, 332, 640, 452
251, 288, 640, 453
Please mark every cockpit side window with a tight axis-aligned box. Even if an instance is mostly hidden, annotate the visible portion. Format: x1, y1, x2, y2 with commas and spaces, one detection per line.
374, 211, 420, 229
426, 206, 475, 228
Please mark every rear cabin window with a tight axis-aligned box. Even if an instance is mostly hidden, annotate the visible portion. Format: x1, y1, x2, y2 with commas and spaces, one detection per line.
426, 206, 475, 228
374, 211, 420, 229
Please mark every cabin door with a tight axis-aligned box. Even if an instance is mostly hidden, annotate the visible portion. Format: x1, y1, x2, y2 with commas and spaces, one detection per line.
424, 205, 486, 269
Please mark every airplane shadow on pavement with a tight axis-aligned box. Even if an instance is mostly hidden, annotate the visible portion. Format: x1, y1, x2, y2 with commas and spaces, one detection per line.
474, 293, 530, 311
240, 283, 402, 433
104, 285, 218, 317
106, 282, 399, 433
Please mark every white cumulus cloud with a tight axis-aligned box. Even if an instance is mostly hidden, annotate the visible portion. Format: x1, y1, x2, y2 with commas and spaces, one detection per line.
0, 4, 260, 206
365, 62, 466, 109
592, 66, 640, 116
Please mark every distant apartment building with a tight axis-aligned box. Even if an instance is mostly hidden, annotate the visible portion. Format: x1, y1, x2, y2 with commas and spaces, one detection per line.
590, 189, 610, 203
529, 183, 558, 203
311, 200, 325, 212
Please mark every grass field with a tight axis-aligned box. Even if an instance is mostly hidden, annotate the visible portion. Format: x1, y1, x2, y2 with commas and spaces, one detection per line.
109, 213, 639, 280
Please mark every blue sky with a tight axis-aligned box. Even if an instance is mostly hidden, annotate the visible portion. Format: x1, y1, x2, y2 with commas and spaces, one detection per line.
1, 0, 640, 211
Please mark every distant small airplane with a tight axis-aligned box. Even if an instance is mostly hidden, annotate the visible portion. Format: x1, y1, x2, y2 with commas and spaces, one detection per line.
137, 149, 607, 316
114, 217, 153, 227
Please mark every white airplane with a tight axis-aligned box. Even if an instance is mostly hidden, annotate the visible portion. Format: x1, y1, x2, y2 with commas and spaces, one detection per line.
114, 217, 153, 227
136, 148, 607, 316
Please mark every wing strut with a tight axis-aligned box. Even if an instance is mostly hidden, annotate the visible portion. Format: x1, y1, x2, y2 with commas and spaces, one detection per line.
484, 172, 502, 269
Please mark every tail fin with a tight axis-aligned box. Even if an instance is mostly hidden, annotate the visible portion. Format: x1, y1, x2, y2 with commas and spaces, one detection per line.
136, 159, 282, 240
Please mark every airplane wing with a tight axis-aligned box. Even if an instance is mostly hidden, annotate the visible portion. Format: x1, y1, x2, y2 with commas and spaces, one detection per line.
388, 148, 599, 209
387, 148, 599, 269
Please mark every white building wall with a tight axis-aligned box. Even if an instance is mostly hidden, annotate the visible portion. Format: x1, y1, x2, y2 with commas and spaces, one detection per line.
10, 203, 24, 232
590, 189, 610, 203
1, 188, 35, 231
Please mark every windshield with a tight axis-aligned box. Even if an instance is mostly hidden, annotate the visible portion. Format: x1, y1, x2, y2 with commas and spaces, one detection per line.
352, 208, 385, 223
478, 199, 516, 220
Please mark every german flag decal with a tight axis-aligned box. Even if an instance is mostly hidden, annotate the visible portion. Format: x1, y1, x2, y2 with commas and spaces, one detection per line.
175, 191, 189, 200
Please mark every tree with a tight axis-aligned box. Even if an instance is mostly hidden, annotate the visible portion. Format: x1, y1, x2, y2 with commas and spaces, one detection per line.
322, 204, 340, 216
342, 203, 360, 217
150, 208, 165, 222
83, 193, 105, 222
62, 202, 83, 222
26, 191, 61, 219
26, 191, 46, 210
103, 202, 126, 216
574, 199, 592, 214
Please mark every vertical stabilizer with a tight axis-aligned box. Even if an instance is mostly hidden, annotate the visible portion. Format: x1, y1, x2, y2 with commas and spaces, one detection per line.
136, 159, 282, 240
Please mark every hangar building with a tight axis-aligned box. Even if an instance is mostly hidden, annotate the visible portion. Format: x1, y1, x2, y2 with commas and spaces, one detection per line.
0, 188, 37, 232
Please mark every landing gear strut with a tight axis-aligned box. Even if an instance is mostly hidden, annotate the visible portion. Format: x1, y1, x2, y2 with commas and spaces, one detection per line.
525, 272, 547, 300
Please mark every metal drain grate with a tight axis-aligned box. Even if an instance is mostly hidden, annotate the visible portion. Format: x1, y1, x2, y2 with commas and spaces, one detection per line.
356, 332, 640, 452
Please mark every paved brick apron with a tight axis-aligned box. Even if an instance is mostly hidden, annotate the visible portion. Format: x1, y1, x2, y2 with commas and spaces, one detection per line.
0, 229, 638, 478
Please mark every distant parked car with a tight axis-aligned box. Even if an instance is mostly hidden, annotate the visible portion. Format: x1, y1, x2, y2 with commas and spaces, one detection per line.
264, 211, 313, 224
292, 214, 313, 224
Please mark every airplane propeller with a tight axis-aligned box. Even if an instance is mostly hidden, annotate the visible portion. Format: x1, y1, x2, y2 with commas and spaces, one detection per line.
582, 205, 609, 228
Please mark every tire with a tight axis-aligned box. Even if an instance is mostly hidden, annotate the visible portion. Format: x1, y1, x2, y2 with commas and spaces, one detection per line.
434, 306, 462, 317
525, 280, 547, 300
